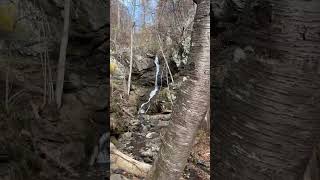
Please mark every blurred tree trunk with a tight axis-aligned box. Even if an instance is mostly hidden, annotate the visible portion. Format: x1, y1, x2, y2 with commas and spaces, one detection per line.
212, 0, 320, 179
55, 0, 71, 108
147, 0, 210, 179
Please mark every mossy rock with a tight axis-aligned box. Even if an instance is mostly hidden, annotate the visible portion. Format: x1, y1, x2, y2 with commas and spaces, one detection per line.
0, 3, 17, 32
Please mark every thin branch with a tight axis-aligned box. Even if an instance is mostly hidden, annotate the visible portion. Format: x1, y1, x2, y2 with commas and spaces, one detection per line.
157, 34, 174, 84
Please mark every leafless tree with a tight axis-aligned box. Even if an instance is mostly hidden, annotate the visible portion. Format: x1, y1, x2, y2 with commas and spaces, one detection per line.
127, 0, 136, 95
147, 0, 210, 179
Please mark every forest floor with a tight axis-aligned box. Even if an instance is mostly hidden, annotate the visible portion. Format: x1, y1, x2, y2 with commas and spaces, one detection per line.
110, 77, 210, 180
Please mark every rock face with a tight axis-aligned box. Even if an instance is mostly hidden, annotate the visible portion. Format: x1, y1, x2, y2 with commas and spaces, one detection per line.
0, 0, 107, 57
133, 55, 155, 72
0, 1, 108, 179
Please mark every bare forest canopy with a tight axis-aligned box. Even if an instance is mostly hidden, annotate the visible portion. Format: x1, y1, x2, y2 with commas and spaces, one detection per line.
110, 0, 196, 54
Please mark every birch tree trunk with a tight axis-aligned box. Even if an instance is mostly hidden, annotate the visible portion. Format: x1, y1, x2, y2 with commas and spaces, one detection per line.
147, 0, 210, 179
55, 0, 71, 108
127, 0, 135, 95
212, 0, 320, 179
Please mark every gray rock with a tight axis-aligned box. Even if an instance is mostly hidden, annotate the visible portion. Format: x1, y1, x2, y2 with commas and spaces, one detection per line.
158, 120, 169, 127
142, 125, 148, 133
110, 174, 128, 180
121, 132, 132, 139
140, 148, 154, 157
146, 132, 158, 139
133, 55, 154, 72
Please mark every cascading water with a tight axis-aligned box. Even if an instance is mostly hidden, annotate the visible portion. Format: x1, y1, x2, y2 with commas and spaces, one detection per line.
138, 55, 161, 115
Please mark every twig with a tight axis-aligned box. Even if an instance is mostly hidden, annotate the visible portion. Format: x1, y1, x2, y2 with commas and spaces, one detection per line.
157, 34, 174, 84
121, 107, 134, 118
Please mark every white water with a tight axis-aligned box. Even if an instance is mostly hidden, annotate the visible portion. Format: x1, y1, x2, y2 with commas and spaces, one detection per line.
138, 55, 160, 114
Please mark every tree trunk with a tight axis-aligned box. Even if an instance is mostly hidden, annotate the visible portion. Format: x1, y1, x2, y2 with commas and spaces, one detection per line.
142, 0, 146, 28
115, 0, 120, 43
147, 0, 210, 179
55, 0, 71, 108
213, 0, 320, 179
127, 0, 135, 95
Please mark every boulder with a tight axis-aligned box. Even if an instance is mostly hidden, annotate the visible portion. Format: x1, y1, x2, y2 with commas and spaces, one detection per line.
133, 55, 154, 72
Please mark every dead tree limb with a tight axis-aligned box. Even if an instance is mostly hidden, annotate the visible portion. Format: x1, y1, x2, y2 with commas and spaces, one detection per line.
157, 34, 174, 84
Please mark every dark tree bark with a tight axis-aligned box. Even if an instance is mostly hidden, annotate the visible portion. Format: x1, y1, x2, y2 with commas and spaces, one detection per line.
147, 0, 210, 179
213, 0, 320, 179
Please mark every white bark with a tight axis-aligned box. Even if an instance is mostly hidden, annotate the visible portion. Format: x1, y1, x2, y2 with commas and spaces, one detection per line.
127, 0, 136, 95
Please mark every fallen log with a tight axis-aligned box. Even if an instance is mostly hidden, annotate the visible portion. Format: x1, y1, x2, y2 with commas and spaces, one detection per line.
110, 143, 151, 177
